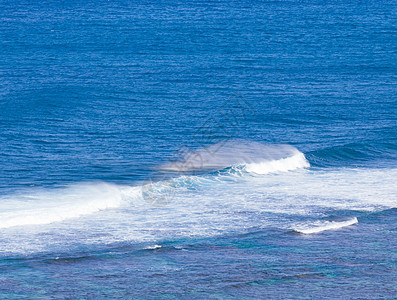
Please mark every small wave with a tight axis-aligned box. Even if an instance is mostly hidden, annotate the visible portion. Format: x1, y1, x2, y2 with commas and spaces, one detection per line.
144, 244, 162, 250
293, 217, 358, 234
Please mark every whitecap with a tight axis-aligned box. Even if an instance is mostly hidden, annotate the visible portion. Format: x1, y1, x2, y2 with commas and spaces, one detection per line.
293, 217, 358, 234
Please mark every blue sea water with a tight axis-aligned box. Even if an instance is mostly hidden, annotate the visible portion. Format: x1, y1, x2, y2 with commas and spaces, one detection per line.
0, 0, 396, 298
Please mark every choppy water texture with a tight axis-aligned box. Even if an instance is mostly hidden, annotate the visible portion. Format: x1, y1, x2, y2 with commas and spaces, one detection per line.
0, 0, 396, 298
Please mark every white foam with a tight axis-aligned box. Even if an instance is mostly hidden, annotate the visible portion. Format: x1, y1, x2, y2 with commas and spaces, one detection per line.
0, 182, 141, 229
245, 152, 310, 174
251, 168, 397, 210
294, 217, 358, 234
144, 244, 162, 250
0, 161, 395, 254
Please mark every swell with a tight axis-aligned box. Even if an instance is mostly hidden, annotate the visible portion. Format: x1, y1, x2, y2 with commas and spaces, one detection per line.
307, 142, 397, 168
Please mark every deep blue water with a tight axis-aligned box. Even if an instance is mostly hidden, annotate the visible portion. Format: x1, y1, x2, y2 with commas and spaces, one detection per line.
0, 0, 396, 298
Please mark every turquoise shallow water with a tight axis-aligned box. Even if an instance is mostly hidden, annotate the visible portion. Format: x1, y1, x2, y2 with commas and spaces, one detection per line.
0, 0, 396, 298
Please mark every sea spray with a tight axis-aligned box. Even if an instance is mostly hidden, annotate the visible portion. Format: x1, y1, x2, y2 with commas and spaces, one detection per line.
159, 141, 309, 174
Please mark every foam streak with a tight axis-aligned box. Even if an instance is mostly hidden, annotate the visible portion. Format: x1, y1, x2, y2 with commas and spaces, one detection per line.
294, 218, 358, 234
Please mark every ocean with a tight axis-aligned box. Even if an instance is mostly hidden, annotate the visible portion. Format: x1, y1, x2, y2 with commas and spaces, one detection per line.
0, 0, 396, 298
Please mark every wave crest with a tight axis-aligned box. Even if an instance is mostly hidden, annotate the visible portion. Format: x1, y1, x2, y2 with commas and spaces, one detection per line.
159, 141, 309, 174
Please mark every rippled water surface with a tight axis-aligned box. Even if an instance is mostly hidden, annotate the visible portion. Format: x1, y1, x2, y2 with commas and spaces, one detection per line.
0, 0, 396, 298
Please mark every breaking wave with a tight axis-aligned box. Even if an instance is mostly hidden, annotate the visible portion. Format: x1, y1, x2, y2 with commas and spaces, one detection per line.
0, 142, 309, 229
159, 141, 310, 174
1, 141, 395, 255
